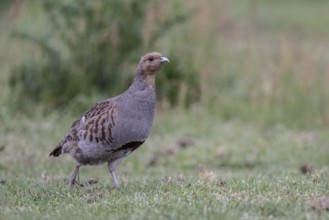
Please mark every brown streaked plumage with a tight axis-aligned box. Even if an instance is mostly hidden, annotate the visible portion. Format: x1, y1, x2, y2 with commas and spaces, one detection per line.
50, 52, 169, 187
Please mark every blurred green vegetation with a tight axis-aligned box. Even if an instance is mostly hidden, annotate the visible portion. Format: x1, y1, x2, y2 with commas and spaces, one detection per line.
1, 0, 329, 128
8, 0, 196, 112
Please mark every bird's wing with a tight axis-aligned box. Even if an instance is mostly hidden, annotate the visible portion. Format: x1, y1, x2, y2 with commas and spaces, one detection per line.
63, 97, 119, 147
77, 99, 119, 145
53, 97, 120, 156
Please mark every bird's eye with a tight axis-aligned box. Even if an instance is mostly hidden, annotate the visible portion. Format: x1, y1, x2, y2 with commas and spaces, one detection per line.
148, 57, 154, 62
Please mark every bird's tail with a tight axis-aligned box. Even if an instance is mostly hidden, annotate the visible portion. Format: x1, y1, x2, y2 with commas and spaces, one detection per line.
49, 145, 62, 157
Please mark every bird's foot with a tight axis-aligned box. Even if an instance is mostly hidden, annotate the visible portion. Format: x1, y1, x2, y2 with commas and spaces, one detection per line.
69, 179, 82, 187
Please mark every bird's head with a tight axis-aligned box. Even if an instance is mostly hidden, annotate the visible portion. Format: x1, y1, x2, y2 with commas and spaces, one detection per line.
138, 52, 170, 77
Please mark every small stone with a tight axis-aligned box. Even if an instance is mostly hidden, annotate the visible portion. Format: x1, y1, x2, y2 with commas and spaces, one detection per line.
310, 197, 329, 210
300, 164, 313, 174
0, 177, 5, 185
177, 137, 195, 149
87, 177, 99, 185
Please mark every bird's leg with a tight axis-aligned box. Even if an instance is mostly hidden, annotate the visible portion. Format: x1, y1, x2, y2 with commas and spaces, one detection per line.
69, 164, 80, 186
111, 170, 120, 188
108, 158, 123, 188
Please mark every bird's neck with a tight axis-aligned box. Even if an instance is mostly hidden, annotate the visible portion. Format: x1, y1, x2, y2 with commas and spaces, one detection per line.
132, 70, 155, 91
144, 75, 155, 89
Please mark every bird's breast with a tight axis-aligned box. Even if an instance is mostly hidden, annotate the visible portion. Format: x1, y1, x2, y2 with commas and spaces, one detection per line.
113, 92, 156, 144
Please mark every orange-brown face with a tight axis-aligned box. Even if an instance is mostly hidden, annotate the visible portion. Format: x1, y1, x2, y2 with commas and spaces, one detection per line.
138, 52, 170, 76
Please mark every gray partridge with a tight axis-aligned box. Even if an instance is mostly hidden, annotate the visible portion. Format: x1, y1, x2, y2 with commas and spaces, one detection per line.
50, 52, 169, 187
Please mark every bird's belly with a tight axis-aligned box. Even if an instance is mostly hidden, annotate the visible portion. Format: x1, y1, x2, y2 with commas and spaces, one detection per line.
73, 141, 114, 165
73, 140, 141, 165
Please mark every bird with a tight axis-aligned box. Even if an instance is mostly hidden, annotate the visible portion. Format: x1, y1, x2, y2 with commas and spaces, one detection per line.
49, 52, 169, 187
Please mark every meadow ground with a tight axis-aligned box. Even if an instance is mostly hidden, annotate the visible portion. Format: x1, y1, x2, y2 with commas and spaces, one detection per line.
0, 109, 328, 219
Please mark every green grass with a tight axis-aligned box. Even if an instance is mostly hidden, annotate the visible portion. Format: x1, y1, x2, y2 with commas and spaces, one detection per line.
1, 110, 329, 219
1, 175, 328, 219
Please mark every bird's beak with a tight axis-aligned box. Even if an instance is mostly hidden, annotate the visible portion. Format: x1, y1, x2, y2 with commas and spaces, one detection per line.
160, 56, 170, 63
